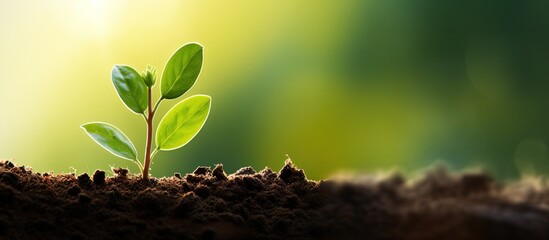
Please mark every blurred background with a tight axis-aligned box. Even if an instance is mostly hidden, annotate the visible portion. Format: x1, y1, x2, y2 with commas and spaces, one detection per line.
1, 0, 549, 180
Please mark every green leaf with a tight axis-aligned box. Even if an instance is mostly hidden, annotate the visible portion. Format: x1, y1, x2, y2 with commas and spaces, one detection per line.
160, 43, 203, 99
112, 65, 148, 114
156, 95, 211, 150
81, 122, 138, 161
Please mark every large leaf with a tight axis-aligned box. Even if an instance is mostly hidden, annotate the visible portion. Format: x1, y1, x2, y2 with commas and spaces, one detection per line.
160, 43, 203, 99
111, 65, 148, 114
81, 122, 138, 161
156, 95, 211, 150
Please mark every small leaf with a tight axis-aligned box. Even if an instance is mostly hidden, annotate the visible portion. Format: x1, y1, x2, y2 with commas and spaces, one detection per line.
81, 122, 138, 161
160, 43, 203, 99
156, 95, 211, 150
112, 65, 148, 113
142, 65, 157, 87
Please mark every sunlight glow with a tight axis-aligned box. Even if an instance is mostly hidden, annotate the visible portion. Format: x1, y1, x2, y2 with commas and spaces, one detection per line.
68, 0, 108, 39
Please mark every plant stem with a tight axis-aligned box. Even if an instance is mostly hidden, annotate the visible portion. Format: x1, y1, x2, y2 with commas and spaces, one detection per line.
142, 87, 154, 180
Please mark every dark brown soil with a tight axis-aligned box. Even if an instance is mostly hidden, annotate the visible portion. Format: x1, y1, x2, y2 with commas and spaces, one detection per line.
0, 159, 548, 240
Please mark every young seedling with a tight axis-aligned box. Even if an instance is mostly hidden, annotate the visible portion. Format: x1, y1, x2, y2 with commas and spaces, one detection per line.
81, 43, 211, 181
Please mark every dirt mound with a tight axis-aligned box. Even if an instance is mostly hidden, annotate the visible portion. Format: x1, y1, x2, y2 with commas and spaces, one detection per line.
0, 159, 548, 240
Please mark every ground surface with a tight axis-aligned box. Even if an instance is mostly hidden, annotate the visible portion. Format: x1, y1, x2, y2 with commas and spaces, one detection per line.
0, 160, 548, 240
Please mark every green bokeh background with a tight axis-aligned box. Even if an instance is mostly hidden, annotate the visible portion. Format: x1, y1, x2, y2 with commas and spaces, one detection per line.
1, 0, 549, 180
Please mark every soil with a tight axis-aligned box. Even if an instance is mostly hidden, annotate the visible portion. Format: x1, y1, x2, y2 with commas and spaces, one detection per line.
0, 159, 548, 240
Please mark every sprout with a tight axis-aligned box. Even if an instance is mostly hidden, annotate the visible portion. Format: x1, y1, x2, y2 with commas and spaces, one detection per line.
82, 43, 211, 181
142, 65, 157, 87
